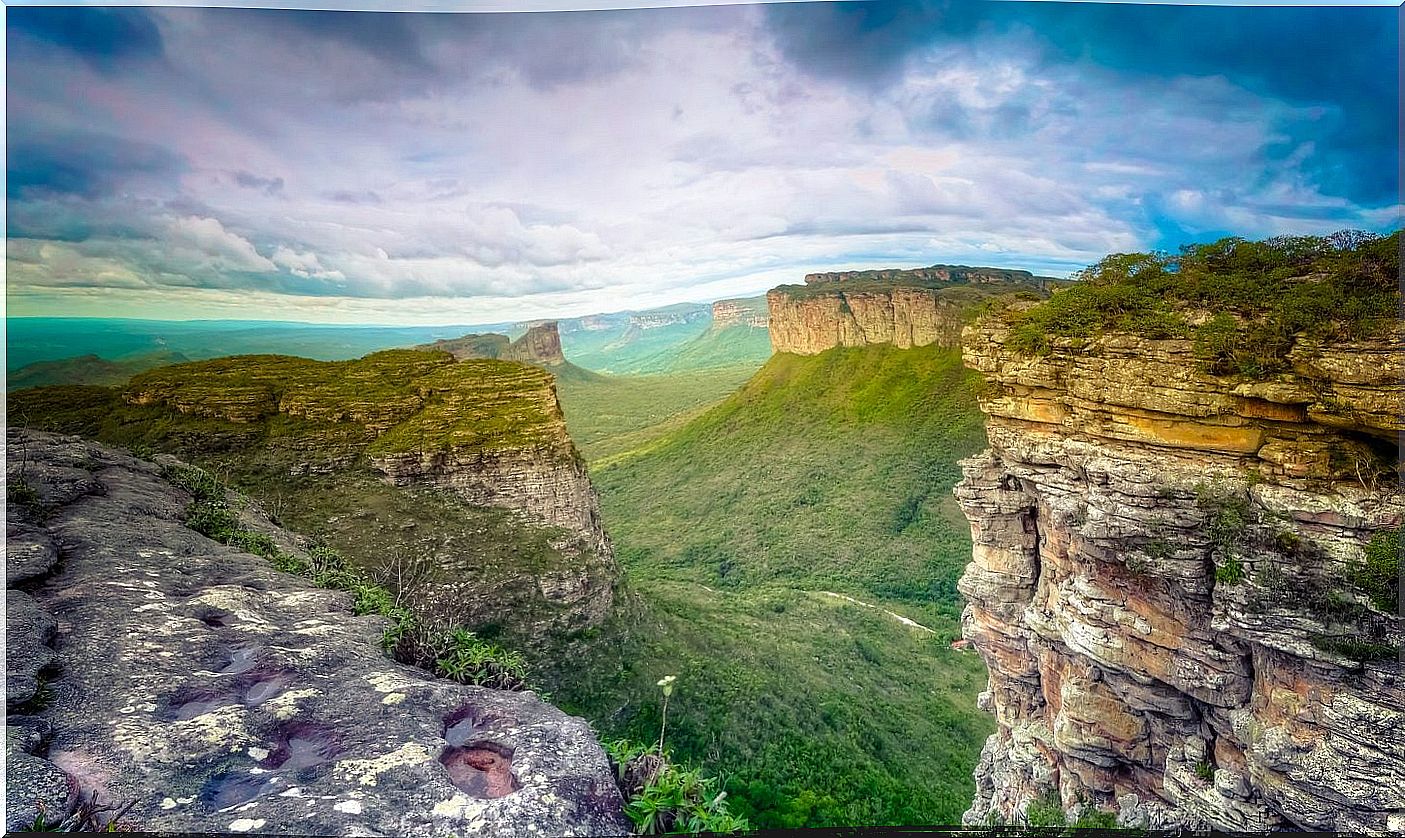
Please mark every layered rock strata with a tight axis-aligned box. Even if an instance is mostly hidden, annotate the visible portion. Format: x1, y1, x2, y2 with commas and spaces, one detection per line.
768, 270, 1051, 356
954, 319, 1404, 833
3, 430, 630, 836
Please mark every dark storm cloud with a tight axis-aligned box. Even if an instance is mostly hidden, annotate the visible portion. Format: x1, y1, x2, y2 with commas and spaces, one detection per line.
233, 171, 286, 196
7, 7, 165, 70
7, 131, 188, 200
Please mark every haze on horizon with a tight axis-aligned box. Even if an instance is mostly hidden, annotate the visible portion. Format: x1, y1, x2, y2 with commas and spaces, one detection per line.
5, 1, 1398, 325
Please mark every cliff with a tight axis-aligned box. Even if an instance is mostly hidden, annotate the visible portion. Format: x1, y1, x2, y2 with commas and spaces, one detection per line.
8, 350, 618, 644
4, 430, 629, 836
953, 315, 1403, 832
711, 296, 769, 329
804, 264, 1051, 287
767, 275, 1049, 356
419, 322, 566, 367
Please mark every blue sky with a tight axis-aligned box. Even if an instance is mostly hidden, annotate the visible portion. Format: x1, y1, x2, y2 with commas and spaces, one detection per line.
5, 1, 1399, 323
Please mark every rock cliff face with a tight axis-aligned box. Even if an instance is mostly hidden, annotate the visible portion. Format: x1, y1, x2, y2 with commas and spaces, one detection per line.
954, 318, 1403, 833
4, 430, 629, 836
768, 274, 1049, 356
711, 297, 769, 329
419, 322, 566, 367
502, 323, 567, 367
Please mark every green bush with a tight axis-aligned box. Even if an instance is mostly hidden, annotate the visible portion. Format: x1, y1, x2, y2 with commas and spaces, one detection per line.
1025, 792, 1067, 828
1000, 230, 1401, 378
1194, 760, 1215, 783
1309, 633, 1397, 664
6, 478, 42, 509
1215, 557, 1246, 586
604, 740, 751, 835
1355, 528, 1401, 613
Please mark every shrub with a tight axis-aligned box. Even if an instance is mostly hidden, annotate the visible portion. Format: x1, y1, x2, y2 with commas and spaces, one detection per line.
1215, 557, 1246, 586
1355, 527, 1401, 613
1025, 792, 1066, 828
1309, 633, 1398, 664
604, 740, 751, 835
1194, 760, 1215, 783
7, 478, 42, 509
999, 230, 1402, 378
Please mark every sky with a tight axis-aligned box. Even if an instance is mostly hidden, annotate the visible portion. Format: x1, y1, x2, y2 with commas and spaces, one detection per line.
5, 1, 1400, 324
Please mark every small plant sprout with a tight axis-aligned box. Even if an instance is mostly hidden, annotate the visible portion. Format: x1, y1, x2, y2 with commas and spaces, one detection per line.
657, 675, 677, 755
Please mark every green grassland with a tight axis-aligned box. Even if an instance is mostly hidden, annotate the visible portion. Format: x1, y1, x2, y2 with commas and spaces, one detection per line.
546, 343, 994, 828
556, 364, 761, 462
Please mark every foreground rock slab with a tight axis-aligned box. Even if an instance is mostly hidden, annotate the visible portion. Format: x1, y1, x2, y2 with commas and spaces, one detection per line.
4, 430, 630, 837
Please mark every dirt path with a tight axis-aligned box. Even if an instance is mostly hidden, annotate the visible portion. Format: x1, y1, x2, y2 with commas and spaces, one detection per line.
814, 591, 937, 635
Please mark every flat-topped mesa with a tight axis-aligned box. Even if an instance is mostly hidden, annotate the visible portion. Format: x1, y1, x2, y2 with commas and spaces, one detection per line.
768, 265, 1053, 356
711, 297, 770, 330
502, 322, 566, 367
3, 430, 629, 837
804, 264, 1047, 286
116, 350, 610, 557
419, 322, 566, 367
953, 238, 1404, 834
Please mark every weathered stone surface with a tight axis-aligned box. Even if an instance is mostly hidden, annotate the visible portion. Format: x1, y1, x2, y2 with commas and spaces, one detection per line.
4, 430, 630, 837
5, 525, 59, 585
955, 323, 1404, 834
5, 750, 75, 831
6, 589, 58, 710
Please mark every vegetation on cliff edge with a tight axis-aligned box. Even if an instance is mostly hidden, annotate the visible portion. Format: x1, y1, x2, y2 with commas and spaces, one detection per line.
1001, 229, 1400, 378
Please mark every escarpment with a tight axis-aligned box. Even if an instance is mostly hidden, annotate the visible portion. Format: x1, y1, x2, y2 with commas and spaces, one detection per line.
3, 430, 629, 836
418, 322, 566, 367
767, 268, 1052, 356
954, 317, 1403, 833
8, 350, 618, 643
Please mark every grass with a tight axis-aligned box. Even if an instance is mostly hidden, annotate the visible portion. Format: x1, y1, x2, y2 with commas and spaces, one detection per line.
605, 739, 751, 835
998, 230, 1401, 377
594, 345, 985, 616
556, 365, 760, 463
544, 343, 995, 829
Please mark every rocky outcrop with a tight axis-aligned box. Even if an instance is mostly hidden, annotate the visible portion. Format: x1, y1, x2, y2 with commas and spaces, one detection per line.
804, 264, 1051, 287
954, 318, 1403, 833
420, 322, 566, 368
502, 323, 567, 367
711, 297, 769, 330
371, 445, 611, 560
4, 430, 630, 836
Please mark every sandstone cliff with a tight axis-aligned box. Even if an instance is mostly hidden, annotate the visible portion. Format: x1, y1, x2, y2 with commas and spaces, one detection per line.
954, 317, 1403, 832
9, 350, 619, 644
768, 276, 1048, 356
711, 297, 769, 330
4, 430, 629, 836
419, 322, 566, 367
804, 264, 1051, 287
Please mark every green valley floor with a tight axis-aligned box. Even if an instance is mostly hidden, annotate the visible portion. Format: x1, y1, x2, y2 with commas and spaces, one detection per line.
549, 345, 995, 829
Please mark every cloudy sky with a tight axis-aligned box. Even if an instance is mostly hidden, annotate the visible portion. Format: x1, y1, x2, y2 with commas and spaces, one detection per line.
5, 1, 1399, 324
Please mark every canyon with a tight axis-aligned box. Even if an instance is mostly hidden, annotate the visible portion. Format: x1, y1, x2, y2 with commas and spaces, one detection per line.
954, 313, 1403, 832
